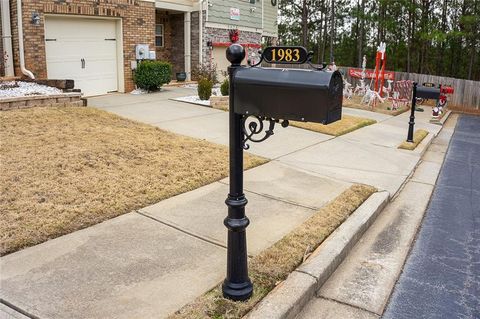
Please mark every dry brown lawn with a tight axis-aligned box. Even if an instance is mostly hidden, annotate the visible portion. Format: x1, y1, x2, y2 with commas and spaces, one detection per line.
291, 115, 376, 136
169, 184, 376, 319
344, 95, 410, 116
0, 107, 267, 256
398, 129, 429, 150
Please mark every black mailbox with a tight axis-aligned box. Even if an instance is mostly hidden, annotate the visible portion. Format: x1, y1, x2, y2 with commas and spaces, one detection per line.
233, 67, 343, 124
416, 86, 440, 100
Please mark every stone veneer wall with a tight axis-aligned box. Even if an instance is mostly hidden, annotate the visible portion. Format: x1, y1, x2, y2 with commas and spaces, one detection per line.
0, 17, 4, 77
0, 93, 83, 111
190, 11, 200, 70
9, 0, 155, 92
203, 25, 263, 66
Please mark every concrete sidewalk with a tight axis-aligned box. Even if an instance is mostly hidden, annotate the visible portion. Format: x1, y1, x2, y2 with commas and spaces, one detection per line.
0, 89, 447, 319
297, 114, 459, 319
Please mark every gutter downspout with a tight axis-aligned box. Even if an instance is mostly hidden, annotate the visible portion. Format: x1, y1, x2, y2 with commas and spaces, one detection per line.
16, 0, 35, 79
1, 0, 14, 76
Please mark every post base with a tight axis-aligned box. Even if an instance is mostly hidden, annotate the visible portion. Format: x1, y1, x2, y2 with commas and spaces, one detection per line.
222, 280, 253, 301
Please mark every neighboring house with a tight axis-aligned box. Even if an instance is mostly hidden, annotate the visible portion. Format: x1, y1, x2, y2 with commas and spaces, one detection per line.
0, 0, 278, 96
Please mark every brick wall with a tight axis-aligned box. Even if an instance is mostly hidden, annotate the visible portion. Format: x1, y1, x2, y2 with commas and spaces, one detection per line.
155, 10, 172, 63
155, 11, 191, 77
170, 14, 185, 75
9, 0, 155, 92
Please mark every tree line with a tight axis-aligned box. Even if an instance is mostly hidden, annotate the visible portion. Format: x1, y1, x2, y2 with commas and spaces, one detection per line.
278, 0, 480, 81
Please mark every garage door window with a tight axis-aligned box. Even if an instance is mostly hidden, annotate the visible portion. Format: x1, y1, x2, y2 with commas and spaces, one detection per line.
156, 24, 164, 47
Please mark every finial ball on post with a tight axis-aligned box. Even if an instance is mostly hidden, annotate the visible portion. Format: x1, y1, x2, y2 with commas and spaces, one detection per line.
226, 44, 246, 65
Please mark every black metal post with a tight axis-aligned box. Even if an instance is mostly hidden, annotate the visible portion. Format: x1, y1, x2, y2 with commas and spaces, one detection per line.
407, 82, 418, 143
222, 44, 253, 301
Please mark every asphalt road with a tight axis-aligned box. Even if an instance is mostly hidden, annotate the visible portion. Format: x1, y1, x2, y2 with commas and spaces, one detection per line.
383, 115, 480, 319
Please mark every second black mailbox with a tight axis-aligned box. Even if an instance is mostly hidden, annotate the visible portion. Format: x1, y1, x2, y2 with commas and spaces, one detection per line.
233, 67, 343, 125
416, 86, 441, 100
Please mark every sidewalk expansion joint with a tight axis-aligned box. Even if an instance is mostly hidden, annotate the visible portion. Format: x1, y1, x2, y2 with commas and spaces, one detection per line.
151, 110, 221, 125
272, 136, 335, 161
409, 180, 436, 187
294, 269, 318, 280
135, 211, 227, 250
316, 296, 381, 318
216, 182, 318, 211
0, 298, 40, 319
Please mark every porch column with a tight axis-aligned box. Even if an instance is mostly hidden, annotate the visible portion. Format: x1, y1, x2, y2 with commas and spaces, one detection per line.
184, 12, 192, 81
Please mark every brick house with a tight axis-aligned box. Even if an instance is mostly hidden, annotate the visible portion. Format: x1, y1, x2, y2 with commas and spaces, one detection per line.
0, 0, 278, 96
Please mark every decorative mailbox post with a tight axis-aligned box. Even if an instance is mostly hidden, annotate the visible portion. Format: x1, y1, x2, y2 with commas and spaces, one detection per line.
222, 43, 343, 301
407, 83, 441, 142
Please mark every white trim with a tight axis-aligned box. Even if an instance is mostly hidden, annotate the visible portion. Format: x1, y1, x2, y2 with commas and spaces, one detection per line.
205, 22, 262, 34
262, 32, 278, 38
206, 0, 209, 21
116, 19, 125, 93
261, 0, 264, 30
198, 1, 203, 65
155, 1, 194, 12
184, 12, 191, 81
155, 23, 164, 47
1, 0, 14, 76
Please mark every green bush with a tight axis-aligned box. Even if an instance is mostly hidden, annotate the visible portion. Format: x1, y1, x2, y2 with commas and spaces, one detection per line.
198, 78, 213, 100
134, 60, 172, 91
220, 79, 229, 96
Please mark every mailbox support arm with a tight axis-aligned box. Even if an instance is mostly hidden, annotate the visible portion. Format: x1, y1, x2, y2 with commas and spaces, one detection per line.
407, 82, 418, 143
222, 44, 253, 301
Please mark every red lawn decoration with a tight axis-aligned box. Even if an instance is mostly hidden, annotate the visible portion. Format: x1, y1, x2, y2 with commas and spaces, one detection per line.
229, 29, 239, 43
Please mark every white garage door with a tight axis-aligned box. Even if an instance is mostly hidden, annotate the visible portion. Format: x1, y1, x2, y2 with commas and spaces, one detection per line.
211, 47, 247, 82
211, 47, 230, 82
45, 16, 119, 96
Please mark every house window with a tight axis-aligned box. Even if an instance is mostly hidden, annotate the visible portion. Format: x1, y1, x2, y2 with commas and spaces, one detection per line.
156, 24, 164, 47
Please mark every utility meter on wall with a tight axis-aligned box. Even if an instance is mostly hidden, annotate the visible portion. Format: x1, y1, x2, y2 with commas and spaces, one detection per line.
135, 44, 150, 60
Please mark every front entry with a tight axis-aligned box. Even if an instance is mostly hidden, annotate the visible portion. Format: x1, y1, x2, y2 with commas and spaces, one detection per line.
45, 16, 119, 96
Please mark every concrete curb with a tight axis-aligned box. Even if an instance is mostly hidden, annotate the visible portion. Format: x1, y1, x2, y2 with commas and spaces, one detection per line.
429, 110, 452, 126
245, 191, 390, 319
402, 110, 452, 158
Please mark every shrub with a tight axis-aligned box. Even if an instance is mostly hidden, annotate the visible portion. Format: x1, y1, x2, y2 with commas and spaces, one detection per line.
198, 78, 213, 100
134, 60, 172, 91
192, 63, 218, 84
220, 79, 229, 96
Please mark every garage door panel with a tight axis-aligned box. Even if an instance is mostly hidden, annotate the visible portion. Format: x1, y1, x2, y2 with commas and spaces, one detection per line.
45, 18, 116, 39
211, 47, 246, 81
45, 16, 118, 96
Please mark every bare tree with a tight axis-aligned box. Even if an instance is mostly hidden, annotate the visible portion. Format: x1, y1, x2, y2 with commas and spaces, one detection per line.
330, 0, 335, 62
357, 0, 365, 67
